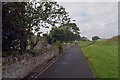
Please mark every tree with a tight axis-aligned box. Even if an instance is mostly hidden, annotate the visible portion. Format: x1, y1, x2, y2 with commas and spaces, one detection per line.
92, 36, 100, 41
60, 22, 80, 35
81, 36, 89, 41
47, 27, 81, 44
2, 1, 75, 55
2, 2, 27, 52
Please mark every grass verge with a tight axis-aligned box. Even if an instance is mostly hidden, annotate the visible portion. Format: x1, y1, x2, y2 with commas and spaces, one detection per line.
78, 41, 92, 47
81, 40, 118, 78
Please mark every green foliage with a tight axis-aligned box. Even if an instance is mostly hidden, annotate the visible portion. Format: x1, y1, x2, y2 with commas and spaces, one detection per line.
24, 49, 37, 55
28, 36, 36, 48
3, 50, 16, 57
92, 36, 100, 41
47, 27, 81, 44
54, 41, 63, 53
28, 35, 41, 49
81, 41, 118, 78
71, 42, 75, 46
3, 1, 74, 56
60, 23, 80, 35
81, 36, 89, 41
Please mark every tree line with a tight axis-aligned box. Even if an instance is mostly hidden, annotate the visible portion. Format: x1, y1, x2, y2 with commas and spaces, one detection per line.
47, 27, 81, 44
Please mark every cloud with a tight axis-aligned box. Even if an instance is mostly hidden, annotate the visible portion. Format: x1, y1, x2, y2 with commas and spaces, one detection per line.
58, 2, 118, 40
55, 0, 119, 2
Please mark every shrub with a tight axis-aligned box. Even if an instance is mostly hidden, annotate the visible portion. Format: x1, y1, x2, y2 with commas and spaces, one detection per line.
23, 49, 37, 55
55, 41, 63, 53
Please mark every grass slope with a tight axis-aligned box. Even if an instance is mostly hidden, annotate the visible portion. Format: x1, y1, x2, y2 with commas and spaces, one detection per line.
78, 41, 92, 47
80, 36, 118, 78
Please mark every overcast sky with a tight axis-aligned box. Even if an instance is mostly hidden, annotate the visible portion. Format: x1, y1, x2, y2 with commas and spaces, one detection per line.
40, 0, 119, 40
57, 1, 118, 40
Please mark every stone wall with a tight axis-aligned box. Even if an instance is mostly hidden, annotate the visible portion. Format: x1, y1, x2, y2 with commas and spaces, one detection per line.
63, 43, 71, 51
2, 46, 59, 78
2, 43, 71, 78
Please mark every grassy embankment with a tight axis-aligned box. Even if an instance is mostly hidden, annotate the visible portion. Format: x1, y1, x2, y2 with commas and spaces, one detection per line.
78, 41, 93, 47
79, 36, 119, 78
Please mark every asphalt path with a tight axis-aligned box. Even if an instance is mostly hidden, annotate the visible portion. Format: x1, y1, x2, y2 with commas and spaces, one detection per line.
39, 43, 95, 78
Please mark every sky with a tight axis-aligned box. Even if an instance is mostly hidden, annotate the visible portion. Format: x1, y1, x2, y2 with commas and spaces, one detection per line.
56, 1, 118, 40
39, 0, 119, 40
2, 0, 119, 40
55, 0, 119, 2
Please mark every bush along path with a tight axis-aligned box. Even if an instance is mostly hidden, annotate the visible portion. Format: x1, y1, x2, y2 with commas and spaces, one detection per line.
38, 44, 95, 78
80, 41, 96, 48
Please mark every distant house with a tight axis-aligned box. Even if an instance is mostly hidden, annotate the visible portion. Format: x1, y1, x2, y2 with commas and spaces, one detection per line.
81, 37, 90, 41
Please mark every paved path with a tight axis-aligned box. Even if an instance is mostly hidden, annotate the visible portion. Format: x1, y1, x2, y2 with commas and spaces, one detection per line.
39, 44, 94, 78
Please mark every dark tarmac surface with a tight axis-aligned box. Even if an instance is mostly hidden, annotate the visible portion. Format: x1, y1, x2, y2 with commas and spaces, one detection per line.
39, 44, 94, 78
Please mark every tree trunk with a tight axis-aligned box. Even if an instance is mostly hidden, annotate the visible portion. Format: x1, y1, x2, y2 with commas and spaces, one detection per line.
19, 36, 27, 54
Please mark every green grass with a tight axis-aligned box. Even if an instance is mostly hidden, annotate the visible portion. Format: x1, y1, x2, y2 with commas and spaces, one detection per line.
78, 41, 92, 47
71, 42, 75, 46
81, 41, 118, 78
